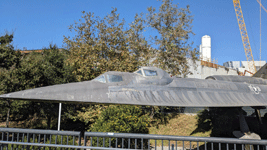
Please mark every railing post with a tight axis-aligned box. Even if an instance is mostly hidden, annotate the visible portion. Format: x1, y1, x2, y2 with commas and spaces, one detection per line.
83, 132, 86, 150
78, 131, 82, 149
26, 133, 30, 150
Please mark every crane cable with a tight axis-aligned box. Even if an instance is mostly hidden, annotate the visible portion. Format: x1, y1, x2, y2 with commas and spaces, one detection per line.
260, 0, 262, 68
256, 0, 267, 12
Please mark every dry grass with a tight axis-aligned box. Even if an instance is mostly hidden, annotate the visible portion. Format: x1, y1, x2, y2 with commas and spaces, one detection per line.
149, 114, 211, 148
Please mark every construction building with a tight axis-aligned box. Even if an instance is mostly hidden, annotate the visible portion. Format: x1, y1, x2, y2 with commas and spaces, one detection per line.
185, 35, 238, 79
186, 35, 266, 79
223, 61, 266, 74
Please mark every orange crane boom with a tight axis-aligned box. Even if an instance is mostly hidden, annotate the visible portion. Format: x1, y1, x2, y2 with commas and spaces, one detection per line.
233, 0, 257, 74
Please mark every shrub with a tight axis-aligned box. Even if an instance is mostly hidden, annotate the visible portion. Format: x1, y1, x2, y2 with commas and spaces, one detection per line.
90, 105, 150, 148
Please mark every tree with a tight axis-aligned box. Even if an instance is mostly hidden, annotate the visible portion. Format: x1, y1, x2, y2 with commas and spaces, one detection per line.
0, 42, 77, 129
0, 33, 21, 127
66, 104, 107, 131
63, 0, 198, 132
90, 105, 150, 148
16, 44, 76, 129
18, 44, 76, 89
126, 13, 151, 66
144, 0, 198, 120
64, 8, 150, 81
63, 9, 153, 131
0, 33, 21, 95
147, 0, 198, 76
0, 33, 20, 70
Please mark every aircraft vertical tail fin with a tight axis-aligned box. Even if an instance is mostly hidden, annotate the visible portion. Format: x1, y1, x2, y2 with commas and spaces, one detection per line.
252, 63, 267, 79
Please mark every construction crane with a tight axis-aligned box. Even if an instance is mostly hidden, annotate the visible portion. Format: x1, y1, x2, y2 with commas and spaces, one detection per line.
256, 0, 267, 68
233, 0, 257, 74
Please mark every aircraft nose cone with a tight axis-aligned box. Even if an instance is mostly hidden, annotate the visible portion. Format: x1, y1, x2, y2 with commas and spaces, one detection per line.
0, 81, 109, 103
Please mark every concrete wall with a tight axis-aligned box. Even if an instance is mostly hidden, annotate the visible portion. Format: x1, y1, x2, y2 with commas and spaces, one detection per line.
223, 60, 266, 75
186, 59, 202, 79
187, 59, 238, 79
200, 66, 238, 79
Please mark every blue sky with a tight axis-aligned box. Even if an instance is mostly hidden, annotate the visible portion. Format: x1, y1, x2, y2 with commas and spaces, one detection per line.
1, 0, 267, 65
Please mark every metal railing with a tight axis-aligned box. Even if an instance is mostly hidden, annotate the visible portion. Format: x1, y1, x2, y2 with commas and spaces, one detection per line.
1, 128, 267, 150
84, 132, 267, 150
0, 127, 81, 150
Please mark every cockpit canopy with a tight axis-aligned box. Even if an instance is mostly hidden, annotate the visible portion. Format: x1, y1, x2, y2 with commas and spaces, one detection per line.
94, 74, 123, 83
133, 67, 173, 85
93, 67, 173, 86
135, 69, 158, 77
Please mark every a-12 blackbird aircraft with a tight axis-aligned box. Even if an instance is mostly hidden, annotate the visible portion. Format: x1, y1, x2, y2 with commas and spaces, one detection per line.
1, 64, 267, 140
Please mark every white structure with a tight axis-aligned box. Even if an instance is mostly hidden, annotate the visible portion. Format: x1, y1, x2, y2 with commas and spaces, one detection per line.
223, 61, 240, 70
200, 35, 211, 62
185, 59, 238, 79
223, 61, 266, 75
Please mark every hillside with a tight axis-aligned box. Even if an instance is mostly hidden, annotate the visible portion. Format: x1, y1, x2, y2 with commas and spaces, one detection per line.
149, 114, 211, 148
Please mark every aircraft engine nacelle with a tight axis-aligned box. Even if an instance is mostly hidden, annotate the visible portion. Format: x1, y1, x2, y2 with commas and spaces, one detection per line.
206, 75, 267, 85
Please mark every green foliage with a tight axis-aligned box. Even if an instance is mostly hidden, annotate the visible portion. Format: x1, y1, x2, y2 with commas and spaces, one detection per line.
0, 33, 20, 70
90, 105, 150, 148
65, 104, 107, 131
0, 33, 21, 127
5, 134, 76, 150
0, 33, 21, 94
0, 39, 77, 129
63, 8, 152, 133
91, 105, 150, 133
143, 106, 180, 128
147, 0, 198, 76
64, 8, 148, 82
17, 44, 76, 89
1, 0, 197, 132
63, 0, 197, 132
64, 0, 198, 79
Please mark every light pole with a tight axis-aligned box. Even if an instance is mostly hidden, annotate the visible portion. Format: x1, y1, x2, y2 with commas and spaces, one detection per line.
57, 103, 62, 131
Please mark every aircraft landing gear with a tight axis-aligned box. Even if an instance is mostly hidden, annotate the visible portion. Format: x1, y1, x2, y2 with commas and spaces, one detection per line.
233, 107, 261, 140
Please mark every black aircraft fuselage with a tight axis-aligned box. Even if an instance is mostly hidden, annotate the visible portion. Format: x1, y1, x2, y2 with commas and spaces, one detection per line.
1, 66, 267, 108
2, 65, 267, 139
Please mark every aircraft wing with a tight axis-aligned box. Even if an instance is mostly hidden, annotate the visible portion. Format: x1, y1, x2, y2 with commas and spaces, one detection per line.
0, 77, 267, 107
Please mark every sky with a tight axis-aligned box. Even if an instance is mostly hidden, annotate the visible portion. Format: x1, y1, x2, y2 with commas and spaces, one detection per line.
1, 0, 267, 65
